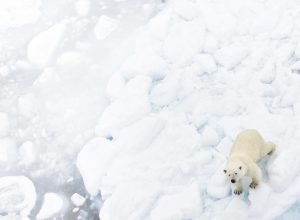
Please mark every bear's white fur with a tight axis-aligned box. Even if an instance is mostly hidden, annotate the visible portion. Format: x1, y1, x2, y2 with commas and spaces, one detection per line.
224, 129, 276, 195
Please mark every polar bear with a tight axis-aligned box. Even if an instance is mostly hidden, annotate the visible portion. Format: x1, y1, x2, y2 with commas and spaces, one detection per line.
224, 129, 276, 195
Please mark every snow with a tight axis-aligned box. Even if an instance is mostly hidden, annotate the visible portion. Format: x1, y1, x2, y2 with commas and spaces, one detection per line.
0, 138, 17, 166
95, 76, 152, 137
214, 43, 249, 69
94, 16, 118, 40
0, 112, 9, 137
77, 137, 115, 195
150, 183, 202, 220
75, 0, 90, 17
163, 19, 206, 66
27, 24, 65, 66
0, 0, 41, 29
76, 1, 300, 219
0, 176, 36, 216
3, 0, 300, 219
18, 141, 37, 166
36, 193, 64, 219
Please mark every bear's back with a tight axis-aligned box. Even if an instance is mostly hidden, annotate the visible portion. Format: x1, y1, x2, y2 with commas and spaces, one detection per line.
230, 129, 265, 161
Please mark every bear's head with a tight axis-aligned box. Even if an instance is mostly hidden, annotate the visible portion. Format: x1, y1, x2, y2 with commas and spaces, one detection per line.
223, 159, 247, 184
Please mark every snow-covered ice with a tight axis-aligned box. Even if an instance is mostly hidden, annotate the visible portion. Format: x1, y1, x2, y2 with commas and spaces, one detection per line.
27, 24, 65, 66
3, 0, 300, 219
71, 193, 86, 207
76, 0, 300, 219
0, 112, 9, 137
94, 16, 118, 40
0, 176, 36, 216
36, 193, 64, 219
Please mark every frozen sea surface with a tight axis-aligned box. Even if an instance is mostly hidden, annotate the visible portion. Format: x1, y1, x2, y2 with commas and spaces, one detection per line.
2, 0, 300, 219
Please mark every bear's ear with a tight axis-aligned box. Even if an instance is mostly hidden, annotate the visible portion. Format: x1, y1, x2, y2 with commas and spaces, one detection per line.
239, 166, 242, 170
223, 169, 227, 173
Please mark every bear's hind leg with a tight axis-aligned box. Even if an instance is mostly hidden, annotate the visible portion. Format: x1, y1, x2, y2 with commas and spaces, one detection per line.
261, 141, 276, 157
265, 141, 276, 155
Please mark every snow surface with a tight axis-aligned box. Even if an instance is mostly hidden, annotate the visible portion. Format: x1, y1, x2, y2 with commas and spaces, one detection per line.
0, 176, 36, 216
2, 0, 300, 219
36, 193, 64, 219
77, 0, 300, 219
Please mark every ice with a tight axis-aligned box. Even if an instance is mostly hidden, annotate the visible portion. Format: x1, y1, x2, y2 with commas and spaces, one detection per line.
150, 183, 202, 220
75, 0, 90, 16
0, 0, 41, 29
100, 181, 161, 220
105, 74, 126, 100
295, 43, 300, 59
114, 116, 165, 153
150, 73, 180, 106
291, 60, 300, 71
95, 76, 151, 137
163, 19, 206, 66
275, 44, 295, 63
248, 183, 272, 217
221, 197, 248, 220
216, 137, 233, 157
260, 62, 276, 84
18, 141, 37, 166
201, 126, 221, 147
4, 0, 300, 219
36, 193, 64, 219
0, 176, 36, 216
119, 50, 167, 80
201, 7, 236, 42
71, 193, 86, 207
17, 93, 38, 118
172, 1, 200, 21
268, 148, 300, 192
0, 112, 9, 137
271, 15, 294, 39
207, 168, 230, 199
195, 54, 217, 74
77, 138, 116, 195
0, 138, 17, 166
27, 24, 65, 66
0, 215, 29, 220
214, 44, 249, 69
203, 34, 219, 53
94, 16, 118, 40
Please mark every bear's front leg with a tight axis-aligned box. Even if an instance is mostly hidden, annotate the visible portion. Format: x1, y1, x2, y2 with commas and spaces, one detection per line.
249, 163, 262, 189
233, 180, 243, 195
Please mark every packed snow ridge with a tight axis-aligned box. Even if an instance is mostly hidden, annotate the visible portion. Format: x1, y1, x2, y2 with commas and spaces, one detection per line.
76, 0, 300, 219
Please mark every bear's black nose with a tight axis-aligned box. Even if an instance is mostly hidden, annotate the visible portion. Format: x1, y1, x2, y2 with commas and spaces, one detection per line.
231, 179, 236, 183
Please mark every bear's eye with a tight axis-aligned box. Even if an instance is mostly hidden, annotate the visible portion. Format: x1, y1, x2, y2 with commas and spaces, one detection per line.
235, 173, 237, 175
229, 174, 231, 176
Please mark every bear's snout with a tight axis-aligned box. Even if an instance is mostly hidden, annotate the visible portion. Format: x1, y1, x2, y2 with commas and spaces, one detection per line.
231, 179, 236, 183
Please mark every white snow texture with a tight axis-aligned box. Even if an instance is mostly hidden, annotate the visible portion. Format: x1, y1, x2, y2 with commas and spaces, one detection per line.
77, 0, 300, 220
2, 0, 300, 219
